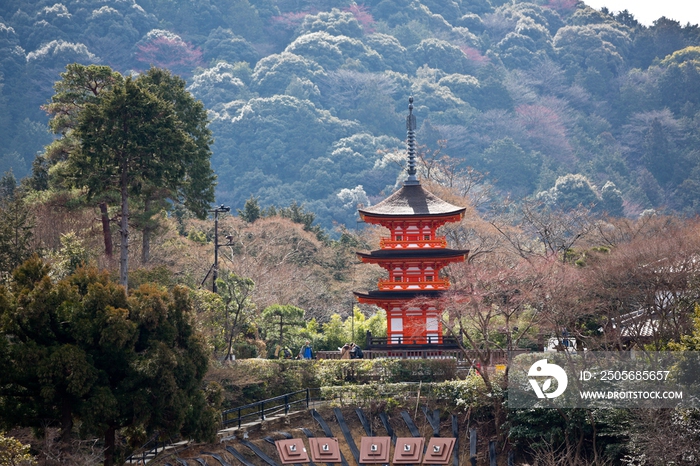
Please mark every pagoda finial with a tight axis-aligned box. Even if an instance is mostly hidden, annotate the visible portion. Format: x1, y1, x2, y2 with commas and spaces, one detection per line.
404, 96, 419, 186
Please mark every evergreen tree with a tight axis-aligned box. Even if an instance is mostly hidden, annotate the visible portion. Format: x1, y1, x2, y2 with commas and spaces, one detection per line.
238, 196, 261, 223
215, 271, 255, 360
261, 304, 305, 357
43, 65, 216, 272
134, 68, 216, 263
68, 78, 194, 291
0, 171, 16, 201
0, 195, 34, 277
0, 258, 215, 466
643, 117, 675, 186
279, 201, 327, 241
599, 181, 625, 217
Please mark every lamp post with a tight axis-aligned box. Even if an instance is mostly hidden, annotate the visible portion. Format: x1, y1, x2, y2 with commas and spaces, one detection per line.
209, 204, 230, 293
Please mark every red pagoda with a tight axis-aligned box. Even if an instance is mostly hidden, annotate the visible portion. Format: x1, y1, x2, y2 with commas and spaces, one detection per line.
354, 98, 469, 346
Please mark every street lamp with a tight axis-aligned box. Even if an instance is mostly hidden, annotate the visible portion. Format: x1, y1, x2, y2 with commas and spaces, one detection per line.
209, 204, 230, 293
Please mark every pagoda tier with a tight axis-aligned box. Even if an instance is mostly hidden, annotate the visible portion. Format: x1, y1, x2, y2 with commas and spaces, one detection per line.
353, 290, 445, 345
357, 249, 468, 291
354, 97, 469, 346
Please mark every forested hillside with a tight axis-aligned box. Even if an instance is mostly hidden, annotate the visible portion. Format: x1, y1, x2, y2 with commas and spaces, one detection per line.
2, 0, 700, 230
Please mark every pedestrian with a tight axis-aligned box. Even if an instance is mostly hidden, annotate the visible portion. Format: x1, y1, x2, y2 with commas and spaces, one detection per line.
350, 343, 364, 359
299, 340, 313, 360
340, 343, 351, 359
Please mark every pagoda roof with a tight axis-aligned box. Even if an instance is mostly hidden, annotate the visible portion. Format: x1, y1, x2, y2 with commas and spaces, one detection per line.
353, 289, 443, 300
359, 184, 466, 218
357, 248, 469, 261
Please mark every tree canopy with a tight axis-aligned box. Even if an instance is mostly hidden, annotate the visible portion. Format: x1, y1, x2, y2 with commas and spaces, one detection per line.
1, 0, 699, 232
44, 65, 216, 289
0, 257, 216, 466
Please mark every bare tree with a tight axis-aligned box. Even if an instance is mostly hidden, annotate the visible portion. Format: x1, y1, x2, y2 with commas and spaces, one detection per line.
585, 217, 700, 349
490, 198, 597, 262
423, 255, 546, 439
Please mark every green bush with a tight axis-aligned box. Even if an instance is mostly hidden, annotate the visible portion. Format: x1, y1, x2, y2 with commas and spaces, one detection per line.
320, 377, 488, 410
208, 358, 460, 409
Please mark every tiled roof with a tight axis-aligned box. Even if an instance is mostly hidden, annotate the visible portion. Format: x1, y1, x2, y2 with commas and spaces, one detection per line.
356, 248, 469, 260
359, 184, 466, 217
353, 289, 443, 300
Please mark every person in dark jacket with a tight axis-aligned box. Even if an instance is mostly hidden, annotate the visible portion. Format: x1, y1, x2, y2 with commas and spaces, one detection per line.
349, 342, 364, 359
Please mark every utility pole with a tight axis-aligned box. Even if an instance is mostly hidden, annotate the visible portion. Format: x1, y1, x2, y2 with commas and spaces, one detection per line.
209, 204, 230, 293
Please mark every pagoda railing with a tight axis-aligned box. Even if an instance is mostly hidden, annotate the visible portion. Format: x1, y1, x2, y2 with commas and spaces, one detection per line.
377, 278, 450, 290
379, 238, 447, 249
317, 348, 530, 366
368, 334, 460, 347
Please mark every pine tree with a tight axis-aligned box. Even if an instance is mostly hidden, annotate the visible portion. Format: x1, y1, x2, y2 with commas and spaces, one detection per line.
238, 196, 261, 223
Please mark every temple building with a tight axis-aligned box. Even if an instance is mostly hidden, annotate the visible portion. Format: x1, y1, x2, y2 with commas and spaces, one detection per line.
354, 98, 469, 346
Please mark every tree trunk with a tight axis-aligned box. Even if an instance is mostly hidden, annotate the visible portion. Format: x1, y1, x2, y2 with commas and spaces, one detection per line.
141, 198, 151, 264
60, 396, 73, 446
104, 425, 116, 466
99, 202, 113, 260
225, 304, 244, 361
120, 165, 129, 292
279, 315, 284, 352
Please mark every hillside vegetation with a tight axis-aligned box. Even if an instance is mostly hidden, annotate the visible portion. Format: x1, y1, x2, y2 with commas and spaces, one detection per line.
2, 0, 700, 230
4, 1, 700, 464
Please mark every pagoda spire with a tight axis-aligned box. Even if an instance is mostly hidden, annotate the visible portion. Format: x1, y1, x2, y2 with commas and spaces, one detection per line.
404, 96, 420, 186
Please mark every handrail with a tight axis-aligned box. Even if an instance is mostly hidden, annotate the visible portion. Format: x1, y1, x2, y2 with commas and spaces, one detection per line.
317, 348, 531, 363
125, 432, 169, 464
368, 335, 460, 346
221, 387, 322, 428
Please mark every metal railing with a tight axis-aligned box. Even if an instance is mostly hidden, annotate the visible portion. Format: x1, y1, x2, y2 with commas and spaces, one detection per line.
221, 388, 321, 429
368, 335, 461, 347
125, 433, 168, 464
316, 348, 530, 365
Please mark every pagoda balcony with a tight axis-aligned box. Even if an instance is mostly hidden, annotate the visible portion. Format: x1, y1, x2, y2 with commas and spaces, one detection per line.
379, 238, 447, 249
377, 278, 450, 291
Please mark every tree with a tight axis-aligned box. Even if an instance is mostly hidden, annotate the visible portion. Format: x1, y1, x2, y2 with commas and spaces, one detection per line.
431, 254, 545, 441
491, 198, 597, 262
284, 32, 382, 72
42, 64, 123, 260
238, 196, 261, 223
68, 77, 194, 291
216, 271, 256, 360
643, 117, 676, 186
481, 137, 541, 195
134, 30, 203, 77
45, 65, 215, 277
298, 8, 365, 38
43, 64, 122, 164
0, 258, 215, 466
414, 38, 476, 75
0, 194, 34, 278
0, 432, 35, 466
261, 304, 306, 357
188, 62, 251, 109
599, 181, 624, 217
539, 174, 599, 211
585, 218, 700, 349
132, 67, 216, 264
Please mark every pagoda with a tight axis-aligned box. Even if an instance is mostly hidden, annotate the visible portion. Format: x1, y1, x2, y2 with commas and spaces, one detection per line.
354, 98, 469, 346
